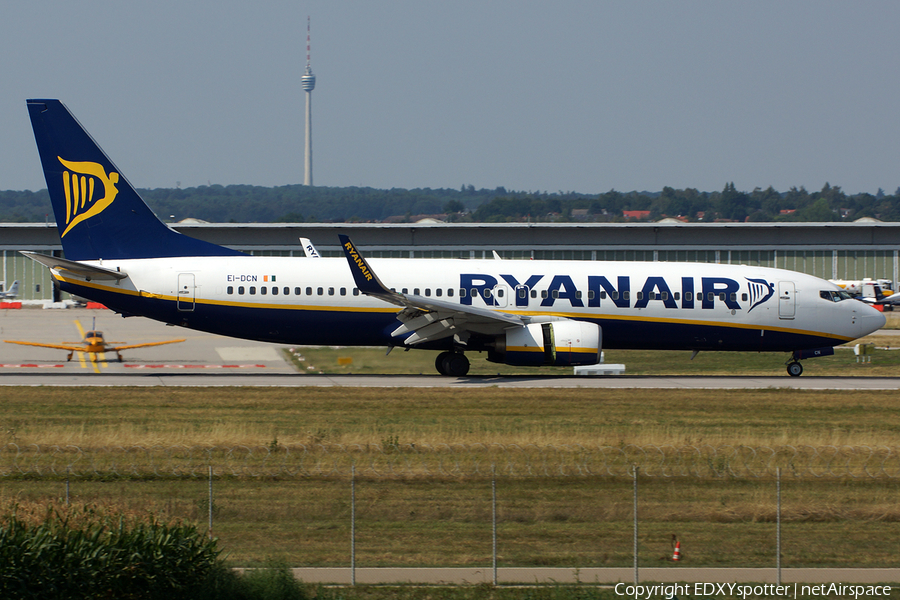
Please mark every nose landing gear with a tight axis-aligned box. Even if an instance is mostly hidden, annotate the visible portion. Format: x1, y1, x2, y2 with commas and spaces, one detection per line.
786, 347, 835, 376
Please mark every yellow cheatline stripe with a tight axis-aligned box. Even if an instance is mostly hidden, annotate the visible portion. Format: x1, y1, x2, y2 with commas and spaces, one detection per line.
56, 275, 853, 341
56, 276, 400, 314
506, 345, 543, 354
500, 308, 855, 341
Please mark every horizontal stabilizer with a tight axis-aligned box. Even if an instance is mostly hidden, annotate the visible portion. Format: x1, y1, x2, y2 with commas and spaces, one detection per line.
21, 251, 128, 281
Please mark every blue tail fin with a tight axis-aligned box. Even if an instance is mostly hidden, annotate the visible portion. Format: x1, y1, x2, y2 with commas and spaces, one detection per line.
26, 99, 242, 261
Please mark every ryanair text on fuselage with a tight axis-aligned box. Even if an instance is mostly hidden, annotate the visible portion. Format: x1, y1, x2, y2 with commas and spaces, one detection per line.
459, 273, 774, 312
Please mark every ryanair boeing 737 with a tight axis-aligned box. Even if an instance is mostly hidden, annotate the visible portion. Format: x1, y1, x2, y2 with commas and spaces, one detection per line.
22, 99, 885, 376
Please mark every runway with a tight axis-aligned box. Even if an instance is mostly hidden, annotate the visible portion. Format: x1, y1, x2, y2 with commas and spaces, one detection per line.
3, 306, 900, 389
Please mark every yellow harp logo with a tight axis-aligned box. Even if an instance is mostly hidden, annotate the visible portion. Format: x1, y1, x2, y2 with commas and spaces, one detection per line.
58, 157, 119, 237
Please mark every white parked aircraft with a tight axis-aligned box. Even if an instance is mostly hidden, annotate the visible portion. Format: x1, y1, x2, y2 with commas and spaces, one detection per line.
0, 280, 20, 299
22, 99, 885, 376
830, 278, 900, 308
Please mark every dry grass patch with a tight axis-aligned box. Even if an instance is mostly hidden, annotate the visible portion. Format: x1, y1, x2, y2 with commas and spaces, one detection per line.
2, 387, 900, 449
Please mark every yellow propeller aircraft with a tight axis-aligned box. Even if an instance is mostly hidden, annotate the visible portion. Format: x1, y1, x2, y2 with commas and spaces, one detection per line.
5, 318, 185, 363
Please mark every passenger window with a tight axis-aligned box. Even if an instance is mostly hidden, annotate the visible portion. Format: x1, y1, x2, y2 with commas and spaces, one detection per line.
471, 288, 477, 298
719, 293, 726, 302
227, 286, 233, 295
249, 287, 256, 295
552, 290, 559, 299
742, 293, 748, 301
238, 286, 245, 295
730, 293, 737, 301
497, 288, 504, 298
403, 288, 409, 294
271, 287, 278, 295
623, 291, 629, 300
576, 291, 582, 299
674, 292, 680, 301
447, 288, 454, 297
685, 292, 692, 301
436, 288, 442, 297
600, 291, 607, 299
611, 291, 618, 300
340, 288, 346, 296
261, 287, 267, 295
414, 288, 420, 295
328, 287, 335, 296
662, 292, 668, 301
531, 290, 537, 298
518, 288, 526, 298
317, 287, 324, 295
484, 289, 492, 298
636, 292, 643, 301
305, 287, 311, 295
541, 290, 548, 299
708, 292, 714, 301
284, 287, 289, 295
425, 289, 431, 297
353, 288, 359, 296
587, 290, 595, 300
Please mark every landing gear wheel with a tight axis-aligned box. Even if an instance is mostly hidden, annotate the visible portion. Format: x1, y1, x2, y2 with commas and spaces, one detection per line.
435, 352, 469, 377
435, 352, 450, 375
787, 361, 803, 377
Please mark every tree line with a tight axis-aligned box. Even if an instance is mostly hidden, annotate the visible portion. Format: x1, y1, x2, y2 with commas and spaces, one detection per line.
1, 182, 899, 224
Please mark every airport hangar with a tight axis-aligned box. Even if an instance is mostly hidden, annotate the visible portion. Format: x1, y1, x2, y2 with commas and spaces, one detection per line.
2, 220, 898, 302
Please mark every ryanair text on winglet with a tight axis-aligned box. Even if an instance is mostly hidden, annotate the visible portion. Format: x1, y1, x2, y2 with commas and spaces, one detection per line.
344, 242, 373, 281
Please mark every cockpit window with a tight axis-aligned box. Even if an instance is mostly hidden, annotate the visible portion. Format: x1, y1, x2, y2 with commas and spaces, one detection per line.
820, 290, 853, 302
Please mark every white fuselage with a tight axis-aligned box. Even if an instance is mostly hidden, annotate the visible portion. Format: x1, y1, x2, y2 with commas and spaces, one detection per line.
54, 256, 885, 352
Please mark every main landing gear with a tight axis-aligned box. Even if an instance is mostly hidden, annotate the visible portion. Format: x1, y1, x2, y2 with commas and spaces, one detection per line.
786, 361, 803, 377
435, 351, 470, 377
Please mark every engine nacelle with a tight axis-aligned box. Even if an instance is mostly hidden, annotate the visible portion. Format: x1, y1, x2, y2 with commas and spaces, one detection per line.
489, 321, 601, 367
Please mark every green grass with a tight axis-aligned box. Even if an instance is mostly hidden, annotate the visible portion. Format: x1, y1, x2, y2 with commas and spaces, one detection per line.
284, 343, 900, 377
3, 477, 899, 569
2, 386, 900, 571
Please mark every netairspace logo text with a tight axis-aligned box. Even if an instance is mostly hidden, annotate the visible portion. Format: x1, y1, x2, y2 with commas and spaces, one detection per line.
613, 582, 892, 599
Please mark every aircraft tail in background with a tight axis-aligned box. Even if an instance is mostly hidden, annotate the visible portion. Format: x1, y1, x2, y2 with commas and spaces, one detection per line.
26, 99, 242, 261
0, 280, 20, 299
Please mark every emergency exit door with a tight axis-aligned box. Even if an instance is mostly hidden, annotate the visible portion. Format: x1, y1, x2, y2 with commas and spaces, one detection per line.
177, 273, 195, 311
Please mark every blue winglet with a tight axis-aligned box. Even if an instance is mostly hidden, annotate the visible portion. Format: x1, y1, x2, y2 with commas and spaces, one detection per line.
339, 234, 402, 304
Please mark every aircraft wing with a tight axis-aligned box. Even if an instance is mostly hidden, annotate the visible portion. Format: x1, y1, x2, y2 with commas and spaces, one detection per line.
20, 251, 128, 281
107, 339, 186, 352
5, 340, 84, 351
339, 234, 527, 345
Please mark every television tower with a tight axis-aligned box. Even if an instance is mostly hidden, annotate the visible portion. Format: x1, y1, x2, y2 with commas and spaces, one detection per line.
301, 16, 316, 186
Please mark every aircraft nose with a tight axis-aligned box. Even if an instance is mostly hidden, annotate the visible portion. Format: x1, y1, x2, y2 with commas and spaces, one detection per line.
857, 304, 886, 336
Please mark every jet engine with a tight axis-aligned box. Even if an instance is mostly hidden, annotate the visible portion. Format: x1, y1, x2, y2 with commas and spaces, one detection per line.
488, 321, 601, 367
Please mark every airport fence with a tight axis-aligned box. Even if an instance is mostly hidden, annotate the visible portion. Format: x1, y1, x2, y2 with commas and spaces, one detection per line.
2, 443, 900, 480
3, 444, 900, 575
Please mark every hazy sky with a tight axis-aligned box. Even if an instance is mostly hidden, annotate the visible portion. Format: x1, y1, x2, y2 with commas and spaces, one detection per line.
2, 1, 899, 195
